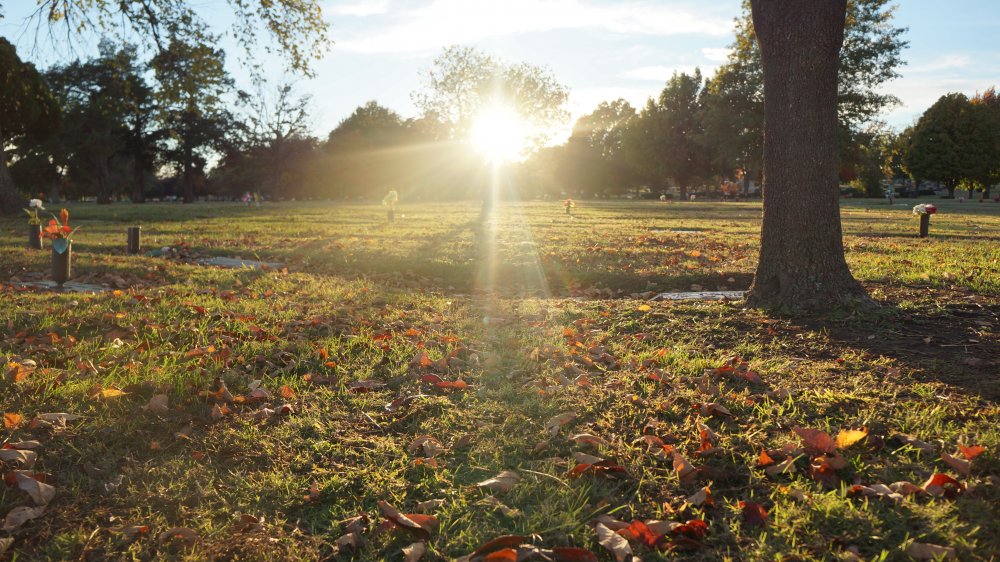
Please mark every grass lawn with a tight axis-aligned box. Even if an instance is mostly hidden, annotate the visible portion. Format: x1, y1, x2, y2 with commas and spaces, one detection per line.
1, 199, 998, 561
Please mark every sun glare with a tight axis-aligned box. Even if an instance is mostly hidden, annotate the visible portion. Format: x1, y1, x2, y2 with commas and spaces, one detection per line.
470, 105, 528, 163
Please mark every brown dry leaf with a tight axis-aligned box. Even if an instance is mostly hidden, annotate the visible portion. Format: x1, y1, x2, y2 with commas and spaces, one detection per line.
416, 499, 445, 513
333, 532, 361, 553
279, 385, 296, 399
594, 522, 632, 562
122, 525, 151, 540
765, 457, 797, 477
941, 452, 971, 477
686, 486, 714, 507
545, 412, 577, 437
573, 452, 604, 465
377, 500, 438, 540
673, 452, 697, 481
233, 513, 263, 533
835, 428, 868, 449
14, 473, 55, 505
793, 427, 837, 454
570, 433, 607, 447
0, 537, 12, 557
476, 470, 521, 493
905, 542, 956, 560
4, 412, 22, 429
210, 404, 231, 420
403, 542, 427, 562
407, 436, 444, 458
36, 412, 81, 424
1, 505, 46, 532
739, 501, 768, 527
144, 394, 169, 414
0, 449, 37, 468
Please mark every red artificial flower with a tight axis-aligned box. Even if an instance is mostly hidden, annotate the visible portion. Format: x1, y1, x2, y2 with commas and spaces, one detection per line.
59, 208, 70, 226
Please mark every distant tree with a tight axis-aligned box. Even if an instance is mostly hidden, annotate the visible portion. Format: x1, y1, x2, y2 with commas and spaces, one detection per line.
966, 87, 1000, 197
44, 42, 140, 204
904, 93, 973, 198
626, 70, 710, 200
237, 82, 314, 197
153, 39, 233, 203
562, 99, 638, 195
0, 37, 60, 213
412, 46, 569, 153
745, 0, 869, 310
26, 0, 328, 76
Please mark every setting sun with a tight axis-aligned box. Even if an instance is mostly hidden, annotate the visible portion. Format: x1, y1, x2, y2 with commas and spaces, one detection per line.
470, 105, 529, 163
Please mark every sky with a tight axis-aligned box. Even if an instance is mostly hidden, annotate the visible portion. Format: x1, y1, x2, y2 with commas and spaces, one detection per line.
2, 0, 999, 141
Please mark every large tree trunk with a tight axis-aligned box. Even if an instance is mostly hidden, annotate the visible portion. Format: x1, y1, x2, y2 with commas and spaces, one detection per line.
745, 0, 867, 310
0, 125, 23, 214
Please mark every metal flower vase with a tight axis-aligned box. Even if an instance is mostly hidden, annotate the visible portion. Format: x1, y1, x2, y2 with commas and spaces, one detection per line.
51, 240, 72, 286
28, 224, 42, 249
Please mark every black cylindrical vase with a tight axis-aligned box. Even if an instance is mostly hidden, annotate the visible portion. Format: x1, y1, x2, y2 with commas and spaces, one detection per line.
919, 214, 930, 238
28, 224, 42, 249
127, 226, 141, 254
51, 242, 72, 286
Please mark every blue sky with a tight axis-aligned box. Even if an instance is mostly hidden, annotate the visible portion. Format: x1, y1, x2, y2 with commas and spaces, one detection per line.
3, 0, 999, 139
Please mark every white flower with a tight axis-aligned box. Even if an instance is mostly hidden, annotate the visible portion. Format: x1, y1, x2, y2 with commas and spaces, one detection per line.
29, 199, 45, 210
912, 204, 927, 215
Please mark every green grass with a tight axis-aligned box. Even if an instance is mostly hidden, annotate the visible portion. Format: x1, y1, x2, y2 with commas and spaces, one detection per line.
1, 199, 998, 561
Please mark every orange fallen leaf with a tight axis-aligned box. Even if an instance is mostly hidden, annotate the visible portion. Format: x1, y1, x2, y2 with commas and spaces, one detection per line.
279, 385, 296, 399
3, 413, 22, 429
739, 501, 768, 527
957, 444, 985, 460
793, 427, 836, 455
940, 453, 971, 477
757, 448, 776, 467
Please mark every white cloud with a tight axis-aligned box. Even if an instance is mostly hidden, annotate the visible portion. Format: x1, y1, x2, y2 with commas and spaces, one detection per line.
908, 54, 971, 73
700, 46, 731, 62
335, 0, 732, 54
621, 65, 699, 82
325, 0, 389, 17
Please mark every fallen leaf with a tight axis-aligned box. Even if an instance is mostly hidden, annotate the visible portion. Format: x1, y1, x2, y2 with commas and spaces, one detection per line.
546, 412, 577, 437
468, 535, 529, 560
740, 501, 768, 527
570, 433, 607, 447
4, 412, 22, 429
573, 452, 604, 465
93, 388, 127, 400
0, 537, 12, 556
905, 542, 956, 560
403, 542, 427, 562
835, 428, 868, 449
333, 532, 361, 553
922, 473, 964, 498
673, 453, 697, 481
956, 444, 985, 460
941, 452, 971, 477
15, 472, 55, 505
157, 527, 199, 548
686, 486, 714, 507
793, 427, 837, 455
764, 457, 797, 477
416, 499, 445, 513
483, 548, 517, 562
232, 513, 263, 533
0, 449, 37, 468
408, 436, 444, 458
1, 505, 45, 532
595, 522, 633, 562
378, 500, 438, 540
477, 470, 521, 493
757, 448, 776, 467
144, 394, 169, 414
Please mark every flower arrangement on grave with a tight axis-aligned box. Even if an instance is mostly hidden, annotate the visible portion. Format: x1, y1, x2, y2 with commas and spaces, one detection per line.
382, 190, 399, 208
563, 198, 575, 214
912, 203, 937, 216
42, 209, 79, 255
23, 199, 44, 225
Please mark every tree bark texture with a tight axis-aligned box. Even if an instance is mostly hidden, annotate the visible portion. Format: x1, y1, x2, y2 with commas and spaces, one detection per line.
745, 0, 867, 310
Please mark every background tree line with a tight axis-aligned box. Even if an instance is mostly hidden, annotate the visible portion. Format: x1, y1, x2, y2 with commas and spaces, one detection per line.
2, 0, 997, 211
